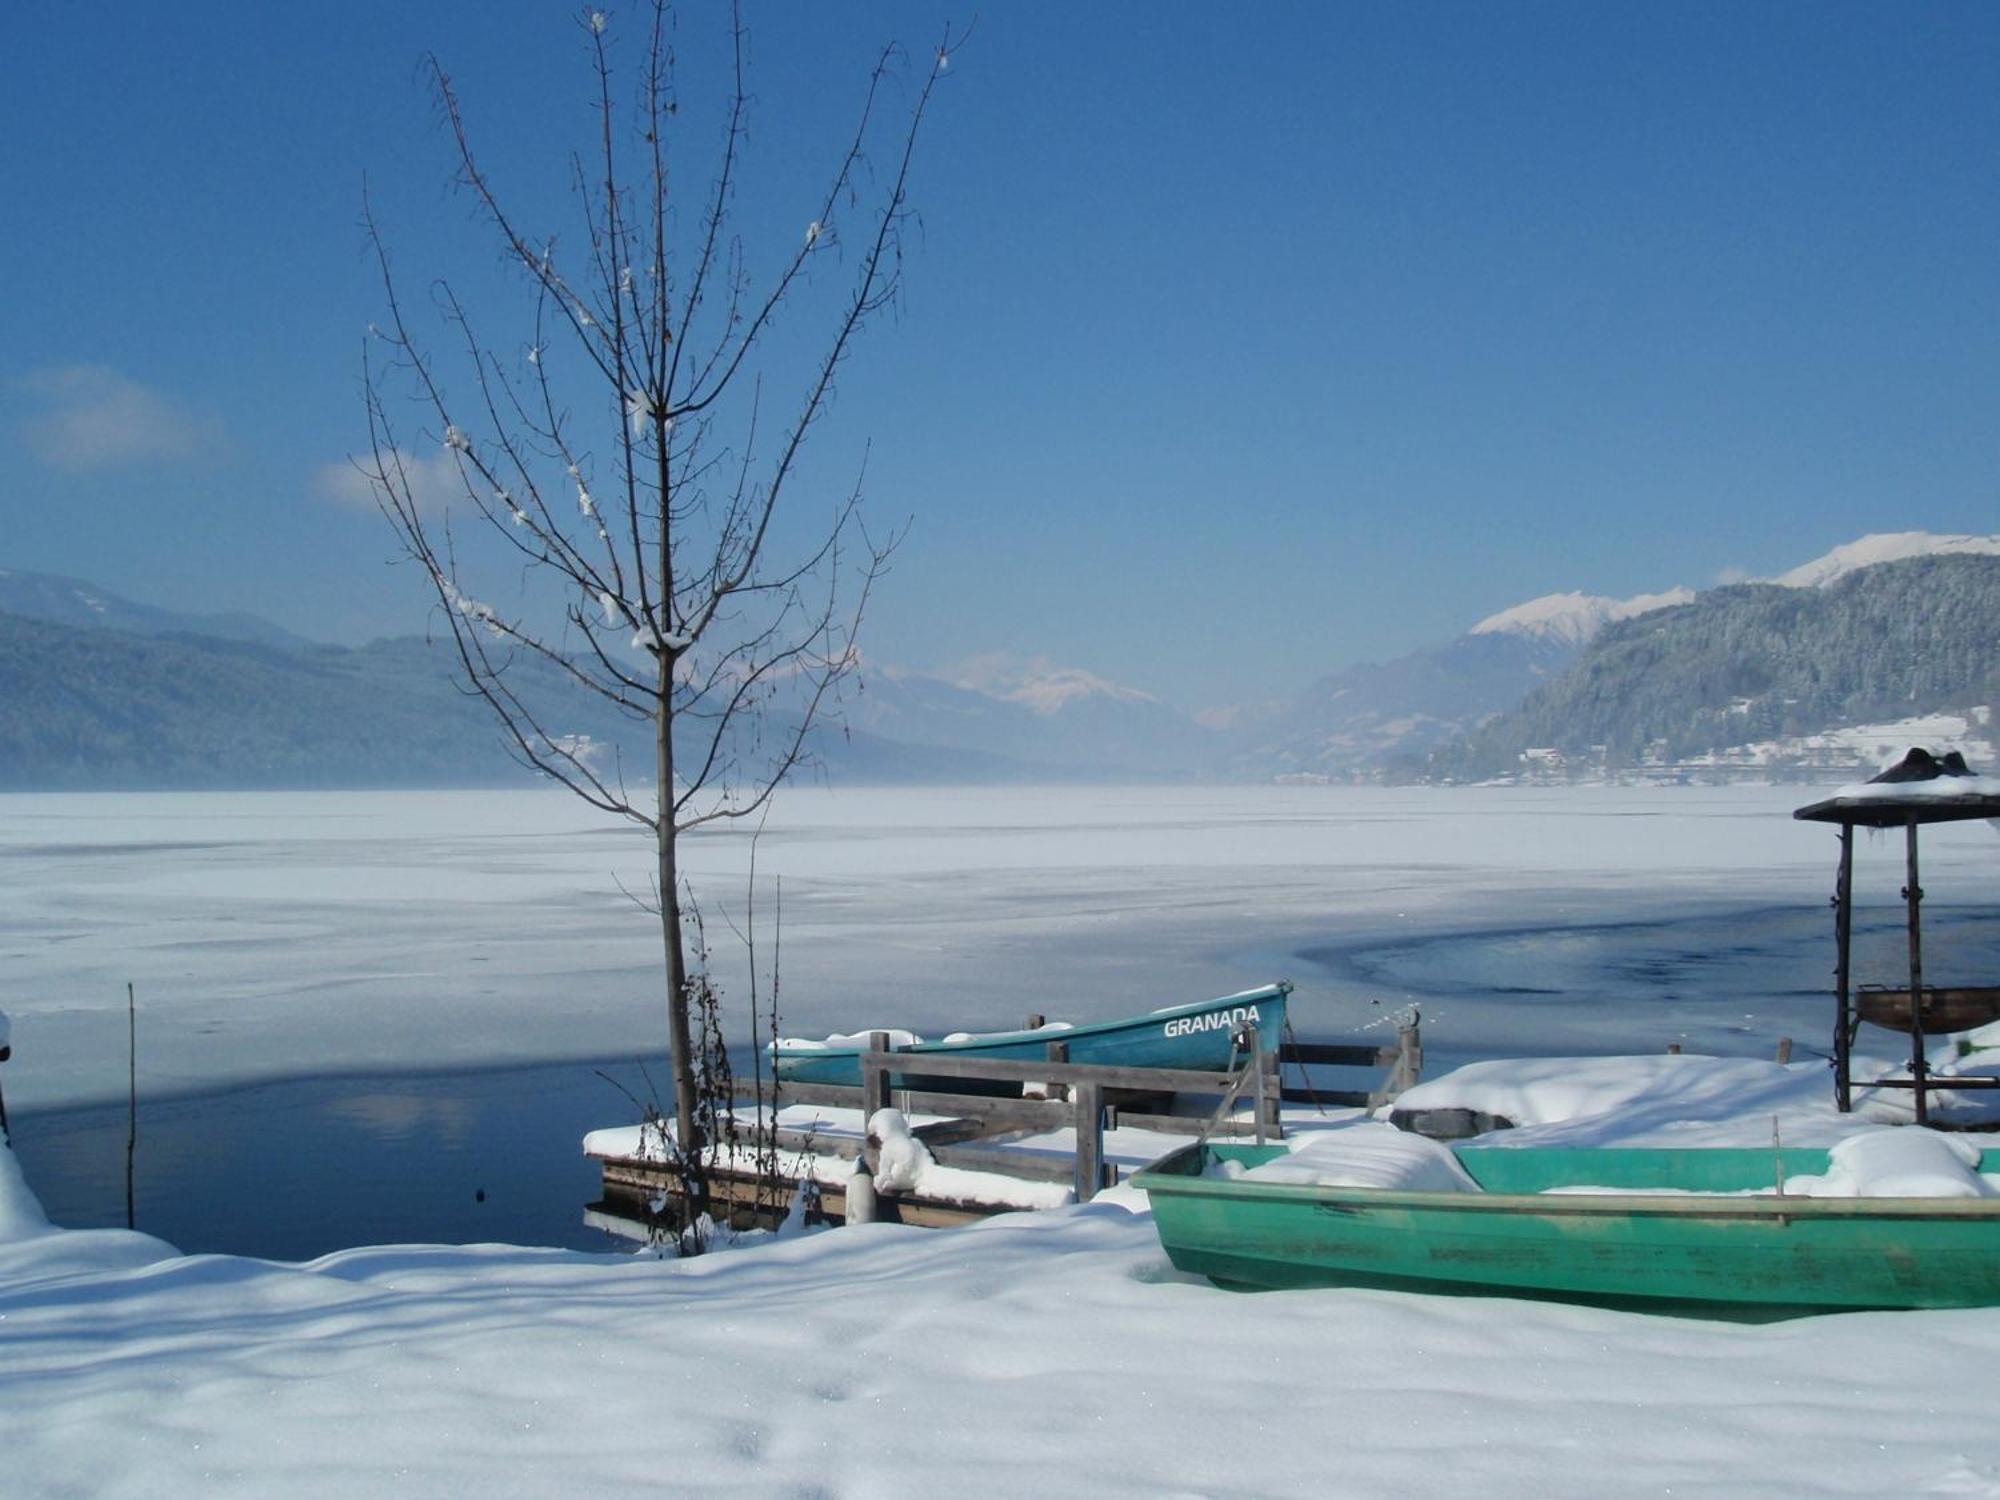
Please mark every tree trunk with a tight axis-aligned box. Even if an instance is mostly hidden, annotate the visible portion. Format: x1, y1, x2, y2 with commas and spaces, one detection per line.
657, 667, 697, 1154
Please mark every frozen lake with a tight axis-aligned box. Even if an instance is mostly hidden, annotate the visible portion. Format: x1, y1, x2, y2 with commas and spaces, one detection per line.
5, 783, 1998, 1255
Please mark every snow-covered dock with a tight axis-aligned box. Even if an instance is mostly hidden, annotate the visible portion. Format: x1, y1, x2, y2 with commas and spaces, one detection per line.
584, 1020, 1420, 1233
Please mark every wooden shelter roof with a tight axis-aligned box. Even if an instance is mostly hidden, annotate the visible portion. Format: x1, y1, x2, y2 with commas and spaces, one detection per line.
1793, 746, 2000, 827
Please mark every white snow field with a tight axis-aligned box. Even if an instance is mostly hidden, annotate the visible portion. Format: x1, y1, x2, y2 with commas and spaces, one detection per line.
6, 781, 1999, 1112
6, 785, 2000, 1496
8, 1086, 2000, 1499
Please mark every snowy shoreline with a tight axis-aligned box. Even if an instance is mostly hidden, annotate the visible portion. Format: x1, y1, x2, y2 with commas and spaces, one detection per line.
9, 1049, 2000, 1498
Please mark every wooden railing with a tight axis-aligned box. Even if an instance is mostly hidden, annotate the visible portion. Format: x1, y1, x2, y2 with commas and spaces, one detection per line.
853, 1029, 1283, 1204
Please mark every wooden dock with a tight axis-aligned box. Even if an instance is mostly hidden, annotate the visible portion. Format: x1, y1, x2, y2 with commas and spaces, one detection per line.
586, 1015, 1421, 1238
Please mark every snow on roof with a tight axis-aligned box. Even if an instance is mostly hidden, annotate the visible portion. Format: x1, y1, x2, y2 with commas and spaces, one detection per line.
1794, 747, 2000, 825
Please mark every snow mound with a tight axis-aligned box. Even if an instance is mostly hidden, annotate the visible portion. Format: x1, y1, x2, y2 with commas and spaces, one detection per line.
1469, 587, 1694, 647
1786, 1129, 1998, 1199
0, 1140, 52, 1245
866, 1109, 1072, 1210
0, 1140, 178, 1287
1768, 531, 2000, 589
1218, 1122, 1479, 1192
1393, 1053, 1866, 1148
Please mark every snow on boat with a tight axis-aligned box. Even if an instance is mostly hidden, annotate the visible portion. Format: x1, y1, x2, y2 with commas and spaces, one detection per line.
1135, 1131, 2000, 1312
772, 982, 1291, 1092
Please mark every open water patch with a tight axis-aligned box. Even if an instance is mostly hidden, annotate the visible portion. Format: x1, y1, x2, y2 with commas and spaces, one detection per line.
6, 1056, 679, 1261
1301, 904, 2000, 1059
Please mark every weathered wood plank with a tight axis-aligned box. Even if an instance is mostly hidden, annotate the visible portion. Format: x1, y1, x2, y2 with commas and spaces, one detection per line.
1073, 1081, 1104, 1203
856, 1050, 1254, 1093
1282, 1042, 1397, 1067
1278, 1086, 1373, 1107
929, 1144, 1074, 1184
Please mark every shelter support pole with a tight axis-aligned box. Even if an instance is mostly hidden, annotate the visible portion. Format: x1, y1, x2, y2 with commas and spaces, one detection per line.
1833, 825, 1854, 1113
1904, 821, 1928, 1126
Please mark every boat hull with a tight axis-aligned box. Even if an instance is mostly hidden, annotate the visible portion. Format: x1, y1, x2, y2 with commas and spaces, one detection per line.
774, 984, 1290, 1093
1134, 1142, 2000, 1312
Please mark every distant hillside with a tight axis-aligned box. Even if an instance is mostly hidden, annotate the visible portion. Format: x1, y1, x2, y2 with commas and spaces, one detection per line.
1433, 554, 2000, 778
0, 568, 311, 650
0, 613, 649, 789
0, 608, 1192, 790
1242, 587, 1693, 779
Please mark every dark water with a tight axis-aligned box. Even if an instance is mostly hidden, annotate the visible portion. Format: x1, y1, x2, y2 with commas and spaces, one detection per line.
7, 1057, 676, 1261
13, 903, 2000, 1261
1306, 904, 2000, 1061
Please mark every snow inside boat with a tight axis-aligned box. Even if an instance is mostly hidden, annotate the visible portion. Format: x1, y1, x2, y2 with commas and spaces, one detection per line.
772, 982, 1291, 1092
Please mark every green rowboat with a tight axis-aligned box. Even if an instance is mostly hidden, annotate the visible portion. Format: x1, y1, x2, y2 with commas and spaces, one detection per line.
1134, 1141, 2000, 1312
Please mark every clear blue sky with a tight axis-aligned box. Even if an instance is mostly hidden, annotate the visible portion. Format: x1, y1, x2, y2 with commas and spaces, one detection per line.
4, 2, 1998, 709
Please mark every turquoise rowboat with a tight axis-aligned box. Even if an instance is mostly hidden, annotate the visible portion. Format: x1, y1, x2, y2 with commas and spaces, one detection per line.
772, 982, 1290, 1092
1134, 1141, 2000, 1312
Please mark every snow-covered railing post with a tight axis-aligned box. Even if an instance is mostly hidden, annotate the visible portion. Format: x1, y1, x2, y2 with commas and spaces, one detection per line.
846, 1155, 876, 1226
1244, 1020, 1267, 1147
862, 1032, 893, 1120
1391, 1009, 1423, 1099
1072, 1080, 1105, 1203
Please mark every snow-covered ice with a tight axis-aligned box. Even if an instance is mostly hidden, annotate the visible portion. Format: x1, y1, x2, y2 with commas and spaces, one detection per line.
8, 781, 1997, 1115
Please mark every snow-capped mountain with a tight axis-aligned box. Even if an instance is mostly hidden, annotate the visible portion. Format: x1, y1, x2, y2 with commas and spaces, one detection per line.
1765, 531, 2000, 590
839, 655, 1201, 779
1468, 588, 1696, 648
1246, 587, 1694, 778
1244, 531, 1999, 781
933, 653, 1163, 715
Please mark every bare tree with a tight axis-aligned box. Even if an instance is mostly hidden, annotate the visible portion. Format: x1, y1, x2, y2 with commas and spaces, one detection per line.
357, 3, 953, 1174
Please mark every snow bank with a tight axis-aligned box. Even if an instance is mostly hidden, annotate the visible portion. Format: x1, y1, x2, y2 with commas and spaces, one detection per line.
1217, 1122, 1479, 1192
0, 1139, 51, 1244
4, 1194, 2000, 1498
0, 1140, 178, 1300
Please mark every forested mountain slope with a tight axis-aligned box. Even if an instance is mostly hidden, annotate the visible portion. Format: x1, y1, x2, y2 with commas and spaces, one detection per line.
1434, 555, 2000, 777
